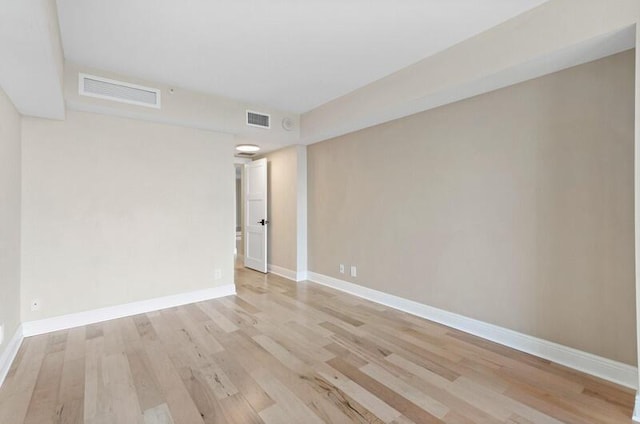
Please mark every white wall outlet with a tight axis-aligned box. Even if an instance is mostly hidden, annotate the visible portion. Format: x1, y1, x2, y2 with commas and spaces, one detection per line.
339, 264, 345, 274
31, 298, 41, 311
0, 324, 4, 346
350, 266, 357, 277
214, 269, 222, 280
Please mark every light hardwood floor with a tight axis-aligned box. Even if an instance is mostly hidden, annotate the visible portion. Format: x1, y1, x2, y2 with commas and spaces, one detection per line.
0, 265, 636, 423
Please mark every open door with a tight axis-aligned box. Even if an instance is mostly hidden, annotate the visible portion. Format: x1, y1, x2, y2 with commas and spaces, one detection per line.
244, 158, 268, 272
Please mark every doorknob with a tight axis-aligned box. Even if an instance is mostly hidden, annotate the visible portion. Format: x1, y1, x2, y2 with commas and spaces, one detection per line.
258, 219, 269, 225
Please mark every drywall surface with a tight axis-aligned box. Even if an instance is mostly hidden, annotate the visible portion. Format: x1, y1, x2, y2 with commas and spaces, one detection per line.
65, 62, 299, 152
0, 87, 22, 354
308, 50, 636, 364
302, 0, 639, 144
21, 111, 235, 321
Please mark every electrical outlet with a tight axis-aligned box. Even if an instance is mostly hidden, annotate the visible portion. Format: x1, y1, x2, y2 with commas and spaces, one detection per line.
350, 266, 357, 277
214, 269, 222, 280
31, 299, 41, 311
339, 264, 345, 274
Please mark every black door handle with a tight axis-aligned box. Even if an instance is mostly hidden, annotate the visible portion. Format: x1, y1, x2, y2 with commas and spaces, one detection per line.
258, 219, 269, 226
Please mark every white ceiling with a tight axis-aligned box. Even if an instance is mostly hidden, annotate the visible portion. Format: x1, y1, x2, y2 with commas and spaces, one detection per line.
0, 0, 65, 120
56, 0, 547, 114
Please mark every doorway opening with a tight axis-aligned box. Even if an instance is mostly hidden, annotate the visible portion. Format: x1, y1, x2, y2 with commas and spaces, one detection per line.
235, 158, 269, 274
234, 164, 243, 268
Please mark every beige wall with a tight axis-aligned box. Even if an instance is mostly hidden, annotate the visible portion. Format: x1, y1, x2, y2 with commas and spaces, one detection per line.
308, 50, 636, 365
21, 110, 235, 321
302, 0, 639, 144
65, 62, 300, 151
261, 146, 299, 271
0, 87, 22, 355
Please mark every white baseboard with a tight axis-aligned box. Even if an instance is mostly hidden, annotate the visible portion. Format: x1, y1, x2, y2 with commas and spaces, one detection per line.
633, 394, 640, 422
0, 324, 24, 387
22, 284, 236, 337
268, 264, 297, 281
306, 271, 638, 390
297, 270, 308, 282
268, 264, 306, 282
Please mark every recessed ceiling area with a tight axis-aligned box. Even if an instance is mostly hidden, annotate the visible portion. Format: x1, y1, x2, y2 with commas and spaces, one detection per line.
56, 0, 547, 114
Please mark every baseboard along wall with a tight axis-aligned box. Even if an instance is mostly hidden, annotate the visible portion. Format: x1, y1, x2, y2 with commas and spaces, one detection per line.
22, 284, 236, 337
0, 283, 236, 389
3, 267, 639, 401
0, 324, 24, 387
305, 271, 638, 390
268, 264, 307, 282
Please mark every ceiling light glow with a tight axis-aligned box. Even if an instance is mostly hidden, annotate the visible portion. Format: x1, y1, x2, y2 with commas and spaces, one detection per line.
235, 144, 260, 152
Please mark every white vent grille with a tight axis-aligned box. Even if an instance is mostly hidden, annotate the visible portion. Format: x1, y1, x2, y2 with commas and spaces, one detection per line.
246, 110, 270, 129
79, 73, 161, 109
235, 151, 257, 158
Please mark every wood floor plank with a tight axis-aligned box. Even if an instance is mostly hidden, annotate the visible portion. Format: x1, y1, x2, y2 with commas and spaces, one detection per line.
218, 392, 264, 424
328, 356, 444, 424
314, 365, 402, 423
102, 351, 145, 424
142, 340, 205, 424
211, 349, 274, 413
384, 353, 502, 423
125, 343, 165, 412
0, 263, 635, 423
449, 377, 563, 424
253, 368, 325, 424
23, 348, 65, 424
234, 331, 365, 423
143, 403, 175, 424
360, 362, 450, 419
196, 302, 239, 333
82, 335, 104, 423
56, 326, 86, 424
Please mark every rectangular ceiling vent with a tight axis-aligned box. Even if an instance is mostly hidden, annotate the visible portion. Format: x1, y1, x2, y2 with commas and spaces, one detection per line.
246, 110, 270, 129
235, 151, 257, 158
79, 73, 161, 109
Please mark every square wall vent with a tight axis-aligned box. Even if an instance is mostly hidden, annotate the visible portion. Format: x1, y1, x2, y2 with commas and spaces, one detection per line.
79, 73, 161, 109
246, 110, 270, 129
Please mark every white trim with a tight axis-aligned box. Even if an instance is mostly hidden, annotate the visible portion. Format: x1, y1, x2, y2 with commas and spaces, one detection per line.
79, 73, 161, 109
296, 145, 308, 275
234, 157, 251, 165
267, 264, 307, 282
634, 23, 640, 423
633, 394, 640, 422
307, 271, 638, 390
22, 284, 236, 337
268, 264, 298, 281
0, 324, 24, 387
297, 270, 308, 282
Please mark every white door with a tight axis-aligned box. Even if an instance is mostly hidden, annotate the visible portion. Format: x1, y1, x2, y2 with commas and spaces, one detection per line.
244, 158, 268, 272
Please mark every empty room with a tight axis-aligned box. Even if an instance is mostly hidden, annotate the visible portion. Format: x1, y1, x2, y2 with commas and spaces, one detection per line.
1, 0, 640, 423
